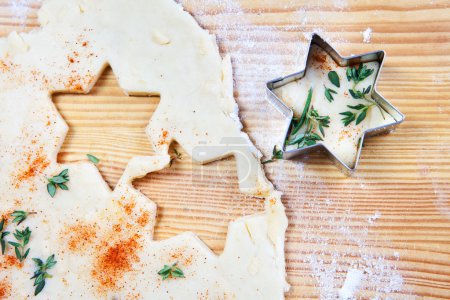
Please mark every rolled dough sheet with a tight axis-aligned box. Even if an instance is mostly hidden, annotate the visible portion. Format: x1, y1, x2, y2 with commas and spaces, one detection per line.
0, 0, 288, 299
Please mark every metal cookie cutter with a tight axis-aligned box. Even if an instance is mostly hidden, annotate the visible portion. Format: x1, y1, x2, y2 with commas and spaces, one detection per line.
266, 33, 405, 175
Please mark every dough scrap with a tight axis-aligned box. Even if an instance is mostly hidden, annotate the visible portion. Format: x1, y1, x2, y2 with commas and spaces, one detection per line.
0, 0, 288, 298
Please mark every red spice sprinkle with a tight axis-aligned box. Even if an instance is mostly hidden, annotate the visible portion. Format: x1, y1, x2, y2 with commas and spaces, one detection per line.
158, 129, 170, 146
66, 224, 97, 252
312, 52, 326, 64
137, 211, 150, 227
123, 201, 136, 216
0, 255, 22, 269
0, 281, 11, 298
92, 234, 142, 290
15, 151, 50, 187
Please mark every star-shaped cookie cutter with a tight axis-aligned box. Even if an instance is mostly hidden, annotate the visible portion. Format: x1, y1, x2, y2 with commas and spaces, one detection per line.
266, 33, 405, 175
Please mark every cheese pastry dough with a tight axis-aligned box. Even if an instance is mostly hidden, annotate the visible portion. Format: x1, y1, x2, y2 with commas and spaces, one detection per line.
0, 0, 288, 298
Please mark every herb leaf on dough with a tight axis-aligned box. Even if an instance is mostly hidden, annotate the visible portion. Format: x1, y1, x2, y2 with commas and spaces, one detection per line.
158, 262, 185, 280
8, 227, 31, 262
328, 71, 340, 88
0, 218, 10, 255
11, 211, 36, 226
47, 169, 70, 198
31, 254, 57, 296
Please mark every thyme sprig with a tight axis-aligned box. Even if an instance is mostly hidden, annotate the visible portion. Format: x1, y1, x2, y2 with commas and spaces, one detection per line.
8, 227, 31, 262
341, 63, 385, 126
262, 146, 283, 164
47, 169, 69, 198
346, 62, 374, 86
286, 88, 330, 148
324, 86, 337, 102
0, 218, 10, 255
158, 262, 185, 280
11, 211, 36, 226
31, 254, 57, 296
348, 85, 372, 100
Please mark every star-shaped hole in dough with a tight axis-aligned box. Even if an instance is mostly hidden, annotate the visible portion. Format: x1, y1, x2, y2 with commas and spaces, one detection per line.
54, 66, 159, 188
52, 65, 265, 254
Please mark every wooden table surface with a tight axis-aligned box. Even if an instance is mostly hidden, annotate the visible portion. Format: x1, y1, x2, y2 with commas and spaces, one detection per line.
1, 0, 449, 299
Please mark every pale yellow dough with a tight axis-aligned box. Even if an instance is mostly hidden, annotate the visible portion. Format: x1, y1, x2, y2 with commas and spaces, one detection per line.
0, 0, 288, 299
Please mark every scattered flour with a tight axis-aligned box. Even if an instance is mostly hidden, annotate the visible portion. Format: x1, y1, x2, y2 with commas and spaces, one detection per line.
8, 0, 40, 26
362, 27, 372, 43
368, 210, 381, 224
177, 2, 405, 298
333, 0, 348, 10
12, 0, 407, 298
417, 151, 450, 219
339, 268, 364, 300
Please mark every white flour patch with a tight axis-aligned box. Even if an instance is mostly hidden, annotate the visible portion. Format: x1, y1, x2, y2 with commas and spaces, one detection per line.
8, 0, 40, 26
333, 0, 348, 10
339, 268, 364, 300
287, 174, 405, 299
368, 210, 381, 224
417, 151, 450, 219
362, 27, 372, 43
431, 73, 448, 85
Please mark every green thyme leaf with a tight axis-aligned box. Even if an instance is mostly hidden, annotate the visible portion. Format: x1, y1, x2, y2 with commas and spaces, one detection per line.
8, 227, 31, 262
324, 86, 337, 102
340, 111, 357, 126
347, 104, 366, 110
86, 154, 100, 164
158, 262, 185, 280
31, 254, 57, 296
34, 281, 45, 296
285, 87, 330, 148
291, 87, 313, 135
0, 219, 10, 255
47, 169, 69, 197
287, 133, 305, 146
10, 211, 36, 226
47, 183, 56, 198
346, 67, 352, 81
328, 71, 340, 88
347, 63, 375, 97
262, 146, 283, 164
309, 133, 323, 141
171, 267, 185, 278
349, 89, 363, 99
8, 242, 21, 248
319, 124, 325, 137
33, 258, 43, 266
58, 183, 69, 190
48, 176, 66, 184
356, 108, 369, 125
342, 101, 375, 126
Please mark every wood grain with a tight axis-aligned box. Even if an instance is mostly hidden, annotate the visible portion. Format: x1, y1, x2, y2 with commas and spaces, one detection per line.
1, 1, 450, 299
